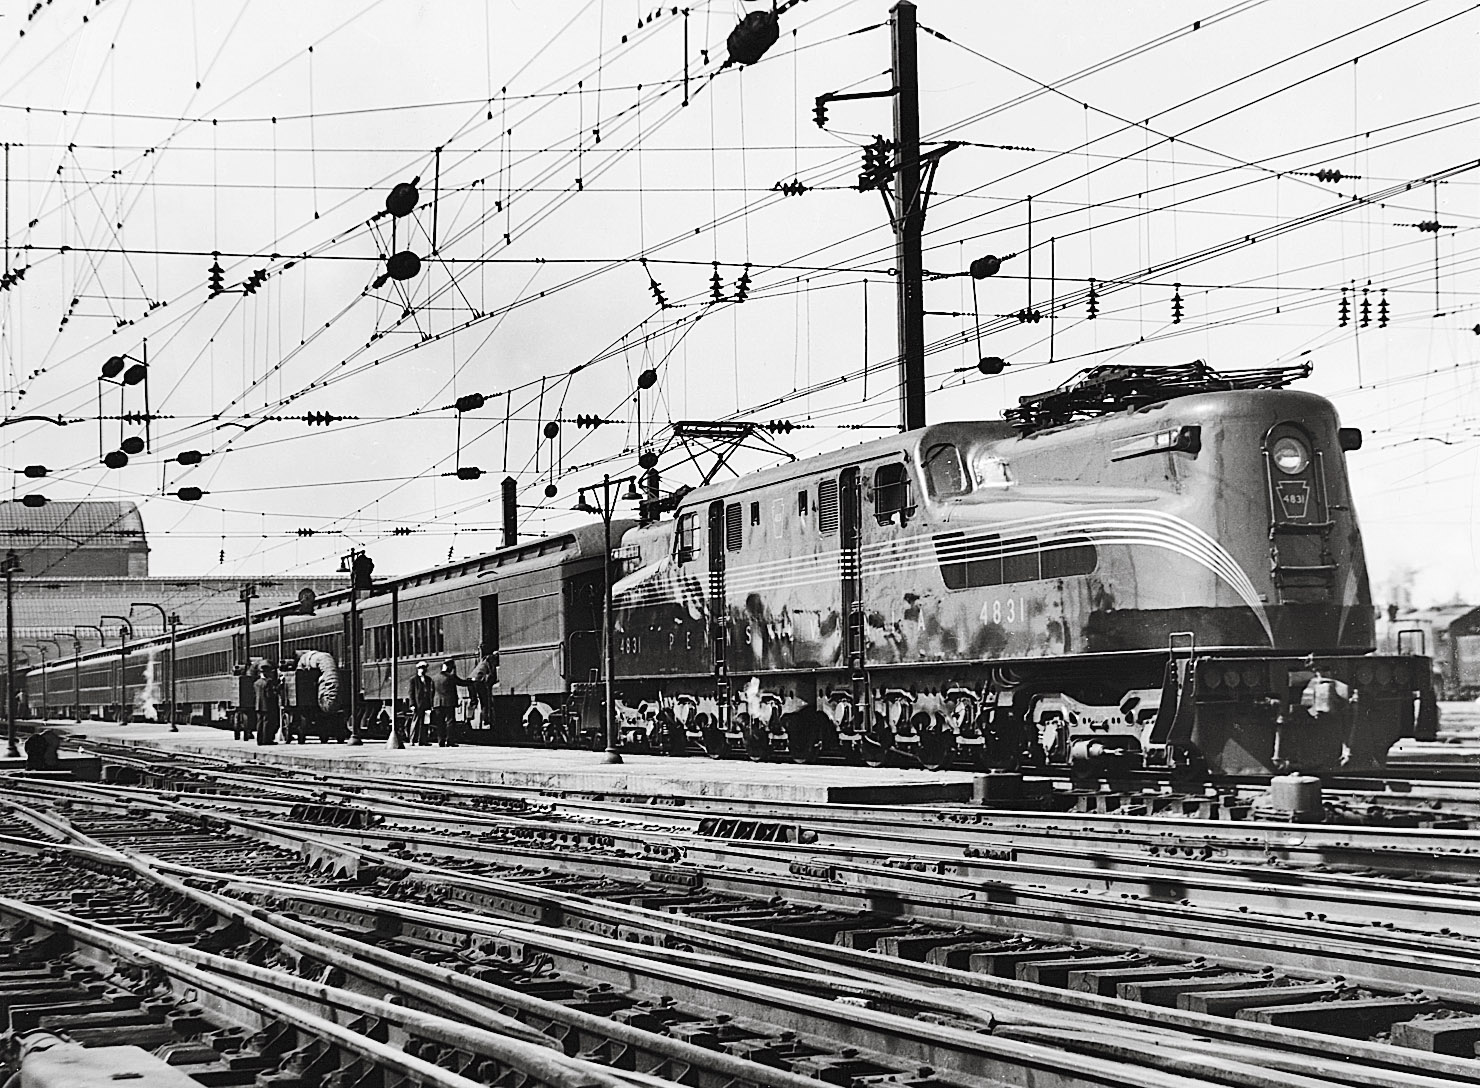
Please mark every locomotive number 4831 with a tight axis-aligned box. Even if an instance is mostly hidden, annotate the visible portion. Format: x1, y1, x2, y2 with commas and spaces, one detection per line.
980, 597, 1026, 625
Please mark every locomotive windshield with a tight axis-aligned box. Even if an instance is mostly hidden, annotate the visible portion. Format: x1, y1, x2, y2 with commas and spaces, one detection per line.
922, 443, 969, 497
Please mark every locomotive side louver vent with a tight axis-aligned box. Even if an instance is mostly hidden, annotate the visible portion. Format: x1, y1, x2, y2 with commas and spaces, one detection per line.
818, 479, 839, 534
725, 503, 743, 551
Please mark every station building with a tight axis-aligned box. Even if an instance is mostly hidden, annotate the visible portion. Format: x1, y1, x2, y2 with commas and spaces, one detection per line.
0, 498, 340, 668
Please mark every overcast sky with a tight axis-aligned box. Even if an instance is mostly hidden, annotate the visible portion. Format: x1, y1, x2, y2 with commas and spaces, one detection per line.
0, 1, 1476, 604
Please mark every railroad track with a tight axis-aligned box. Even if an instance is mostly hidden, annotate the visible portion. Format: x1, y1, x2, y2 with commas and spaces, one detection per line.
3, 796, 1453, 1088
5, 775, 1480, 1084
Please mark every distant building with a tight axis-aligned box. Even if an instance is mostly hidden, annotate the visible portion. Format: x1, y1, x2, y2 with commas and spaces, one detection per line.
0, 499, 340, 666
0, 499, 149, 577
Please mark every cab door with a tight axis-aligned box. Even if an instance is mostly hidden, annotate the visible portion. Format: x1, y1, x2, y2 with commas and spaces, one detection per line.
707, 500, 730, 728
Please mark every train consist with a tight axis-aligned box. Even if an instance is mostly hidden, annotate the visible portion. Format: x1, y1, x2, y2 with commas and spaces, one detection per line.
26, 363, 1435, 777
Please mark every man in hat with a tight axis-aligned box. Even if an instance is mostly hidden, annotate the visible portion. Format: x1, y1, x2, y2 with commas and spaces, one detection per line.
253, 662, 279, 746
430, 657, 470, 747
234, 663, 257, 741
408, 661, 435, 746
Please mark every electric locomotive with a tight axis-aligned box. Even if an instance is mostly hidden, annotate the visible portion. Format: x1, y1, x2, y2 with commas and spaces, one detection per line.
609, 362, 1434, 775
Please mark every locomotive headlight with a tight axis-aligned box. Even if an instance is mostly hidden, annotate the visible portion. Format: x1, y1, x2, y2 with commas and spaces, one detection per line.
1270, 435, 1310, 475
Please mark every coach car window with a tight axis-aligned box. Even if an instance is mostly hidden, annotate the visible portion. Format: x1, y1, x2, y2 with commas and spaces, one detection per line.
725, 502, 743, 551
817, 478, 839, 534
872, 462, 914, 526
922, 443, 969, 498
675, 512, 698, 562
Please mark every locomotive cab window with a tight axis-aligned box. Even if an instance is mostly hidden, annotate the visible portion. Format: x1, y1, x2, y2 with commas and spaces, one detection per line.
922, 444, 969, 498
675, 512, 698, 562
871, 462, 914, 526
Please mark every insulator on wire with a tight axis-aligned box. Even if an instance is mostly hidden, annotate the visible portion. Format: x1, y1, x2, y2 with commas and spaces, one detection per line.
454, 393, 486, 413
765, 420, 795, 434
1086, 279, 1098, 319
1338, 287, 1350, 327
813, 98, 828, 128
641, 259, 669, 309
1171, 284, 1184, 325
385, 179, 420, 217
1378, 290, 1390, 329
22, 465, 47, 479
977, 357, 1007, 375
734, 264, 752, 303
575, 414, 606, 429
637, 368, 658, 391
726, 9, 779, 66
1360, 286, 1371, 328
969, 255, 1002, 280
710, 262, 724, 303
543, 421, 560, 440
1314, 168, 1347, 184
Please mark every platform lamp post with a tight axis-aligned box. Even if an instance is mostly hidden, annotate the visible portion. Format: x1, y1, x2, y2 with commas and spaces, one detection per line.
168, 613, 179, 730
3, 549, 21, 758
23, 644, 46, 719
101, 616, 131, 722
338, 550, 374, 746
36, 639, 62, 720
130, 602, 173, 730
575, 475, 639, 765
55, 634, 81, 721
74, 626, 103, 721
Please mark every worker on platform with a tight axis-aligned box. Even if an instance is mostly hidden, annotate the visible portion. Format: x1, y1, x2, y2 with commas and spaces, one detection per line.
470, 646, 498, 732
234, 664, 257, 741
293, 657, 320, 744
408, 661, 435, 745
277, 659, 297, 743
431, 657, 470, 747
254, 662, 280, 745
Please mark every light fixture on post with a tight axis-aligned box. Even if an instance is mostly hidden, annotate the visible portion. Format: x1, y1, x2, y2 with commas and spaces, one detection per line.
168, 613, 180, 730
131, 602, 169, 728
338, 550, 374, 745
72, 630, 102, 722
573, 474, 638, 765
23, 644, 47, 719
35, 638, 61, 720
3, 550, 20, 757
101, 615, 132, 723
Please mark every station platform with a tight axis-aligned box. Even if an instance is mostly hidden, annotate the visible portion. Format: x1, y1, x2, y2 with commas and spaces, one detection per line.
7, 718, 976, 804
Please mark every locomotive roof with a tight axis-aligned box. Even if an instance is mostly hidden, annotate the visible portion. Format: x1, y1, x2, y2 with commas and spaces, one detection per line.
674, 420, 1015, 509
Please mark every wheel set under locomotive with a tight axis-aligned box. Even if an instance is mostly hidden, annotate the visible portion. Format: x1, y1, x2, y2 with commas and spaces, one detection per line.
604, 362, 1436, 777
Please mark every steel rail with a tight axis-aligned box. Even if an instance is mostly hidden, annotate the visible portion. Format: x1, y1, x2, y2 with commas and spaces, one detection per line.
63, 796, 1479, 1088
3, 792, 1471, 1088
